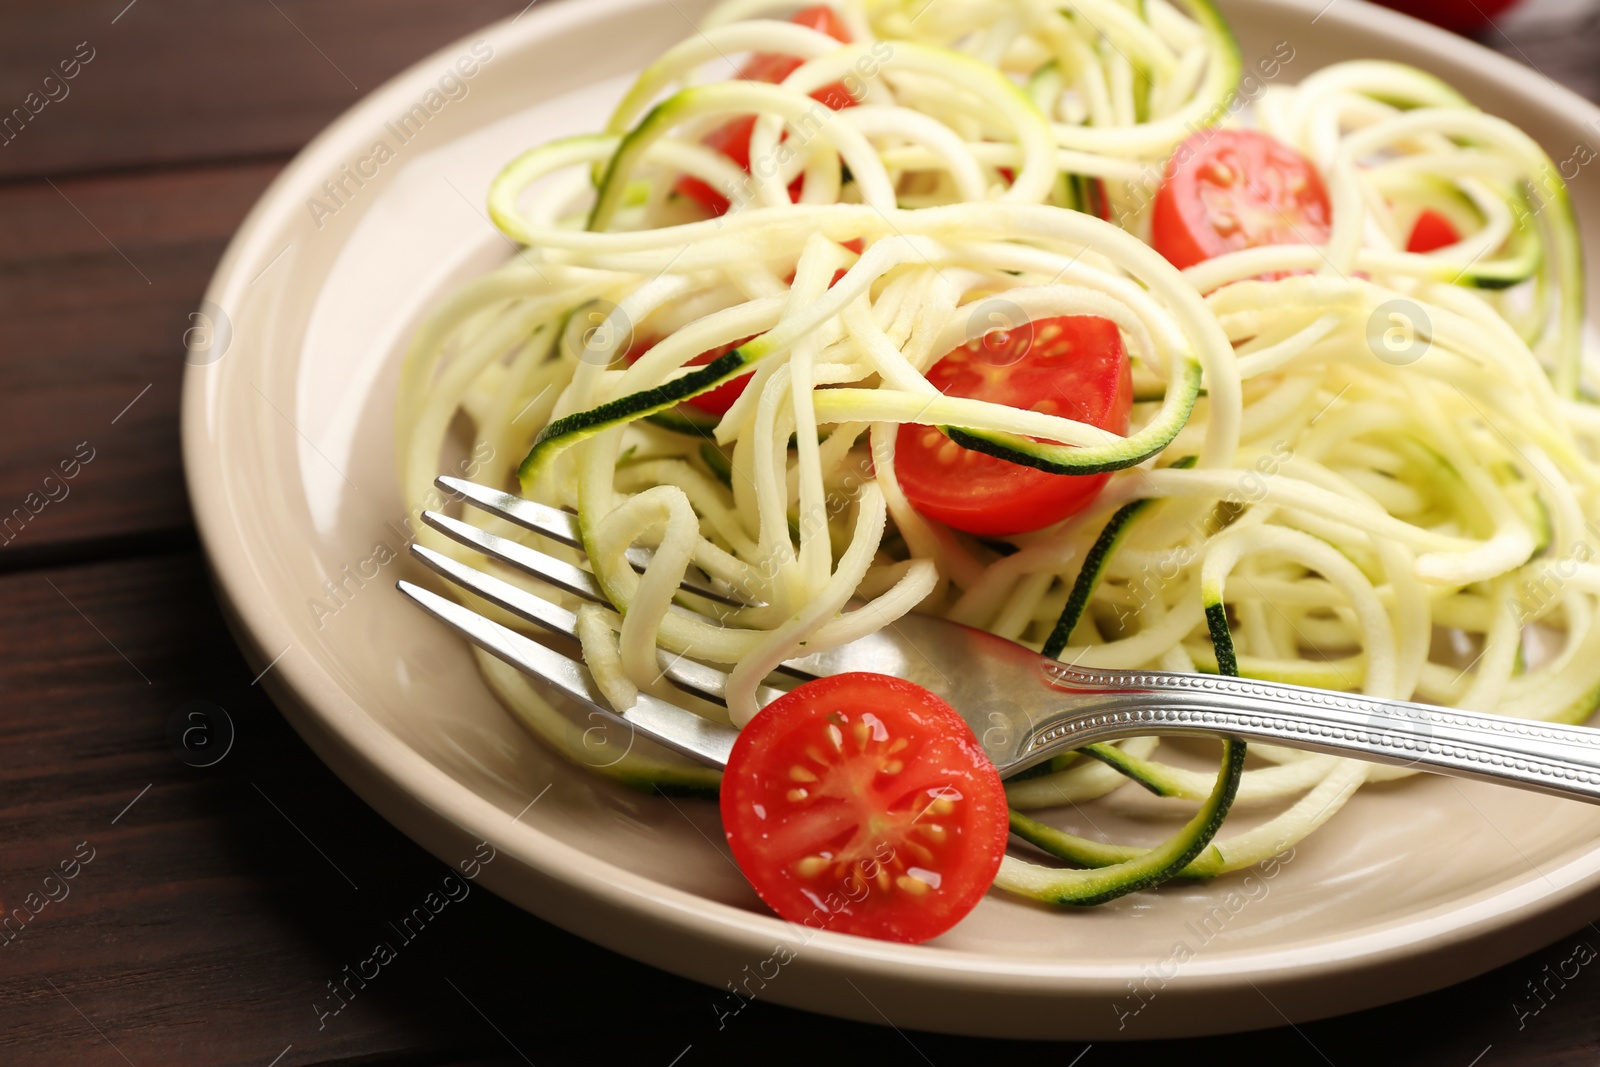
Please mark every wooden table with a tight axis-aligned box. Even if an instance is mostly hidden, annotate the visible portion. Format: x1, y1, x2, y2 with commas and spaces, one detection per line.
2, 2, 1597, 1063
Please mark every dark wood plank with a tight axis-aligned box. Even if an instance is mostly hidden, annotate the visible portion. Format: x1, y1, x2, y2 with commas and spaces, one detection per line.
0, 0, 1588, 188
2, 551, 1600, 1066
0, 163, 279, 565
0, 552, 428, 1064
0, 1, 1598, 1064
0, 0, 534, 182
0, 0, 1588, 570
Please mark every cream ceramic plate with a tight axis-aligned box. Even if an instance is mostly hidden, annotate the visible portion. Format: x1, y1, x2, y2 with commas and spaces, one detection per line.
182, 0, 1600, 1040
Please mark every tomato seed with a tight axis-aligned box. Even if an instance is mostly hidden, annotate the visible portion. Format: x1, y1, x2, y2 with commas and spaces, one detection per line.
796, 855, 829, 878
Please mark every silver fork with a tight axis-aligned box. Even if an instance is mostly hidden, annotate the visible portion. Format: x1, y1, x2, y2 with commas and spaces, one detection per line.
397, 476, 1600, 804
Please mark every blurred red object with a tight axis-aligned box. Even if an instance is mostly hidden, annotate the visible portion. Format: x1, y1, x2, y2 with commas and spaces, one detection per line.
1373, 0, 1521, 34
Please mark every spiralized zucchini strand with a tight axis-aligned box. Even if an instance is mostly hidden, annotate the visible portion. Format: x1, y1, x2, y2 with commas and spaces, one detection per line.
397, 1, 1598, 905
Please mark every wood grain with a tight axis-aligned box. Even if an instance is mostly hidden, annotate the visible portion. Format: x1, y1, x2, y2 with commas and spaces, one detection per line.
1, 554, 1599, 1066
1, 0, 1598, 1063
0, 163, 280, 567
0, 0, 535, 182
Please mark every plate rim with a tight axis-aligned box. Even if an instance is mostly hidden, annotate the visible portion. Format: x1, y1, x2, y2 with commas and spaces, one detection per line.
181, 0, 1600, 1038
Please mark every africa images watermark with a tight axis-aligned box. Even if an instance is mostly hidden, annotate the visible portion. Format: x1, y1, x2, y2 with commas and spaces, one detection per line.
1110, 440, 1295, 629
1110, 846, 1296, 1030
717, 40, 896, 215
1508, 514, 1600, 628
1, 441, 97, 548
1108, 41, 1297, 224
1, 841, 97, 949
168, 700, 237, 769
313, 840, 497, 1030
305, 39, 496, 230
306, 442, 495, 629
1512, 114, 1600, 228
710, 838, 900, 1030
1511, 937, 1597, 1030
1, 40, 96, 149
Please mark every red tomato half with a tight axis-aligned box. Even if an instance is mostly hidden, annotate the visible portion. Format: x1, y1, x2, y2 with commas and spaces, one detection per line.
895, 315, 1132, 537
623, 335, 754, 418
1374, 0, 1518, 34
720, 673, 1008, 944
682, 340, 756, 417
1405, 208, 1461, 253
676, 5, 857, 215
739, 5, 855, 105
1152, 129, 1332, 270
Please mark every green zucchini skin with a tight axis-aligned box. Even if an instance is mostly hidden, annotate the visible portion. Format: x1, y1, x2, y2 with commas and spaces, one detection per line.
945, 427, 1159, 475
999, 737, 1244, 904
1454, 192, 1543, 290
1032, 456, 1196, 775
699, 441, 735, 487
1041, 455, 1199, 660
1043, 503, 1148, 658
1010, 809, 1146, 869
525, 352, 1198, 487
645, 406, 722, 436
589, 92, 682, 232
1008, 799, 1221, 881
1079, 743, 1182, 797
943, 362, 1203, 476
519, 349, 748, 484
1203, 600, 1239, 677
996, 450, 1247, 904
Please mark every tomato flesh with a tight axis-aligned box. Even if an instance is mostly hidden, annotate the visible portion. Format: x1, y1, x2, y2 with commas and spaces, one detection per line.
1152, 129, 1332, 270
1373, 0, 1517, 33
675, 5, 856, 215
1405, 208, 1461, 253
720, 673, 1008, 944
896, 315, 1132, 538
622, 335, 755, 418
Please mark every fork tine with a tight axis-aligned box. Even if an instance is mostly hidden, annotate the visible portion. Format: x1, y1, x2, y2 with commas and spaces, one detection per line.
412, 542, 584, 642
423, 507, 753, 617
397, 580, 736, 769
411, 543, 784, 708
426, 487, 814, 686
438, 475, 753, 608
423, 510, 608, 605
438, 475, 582, 548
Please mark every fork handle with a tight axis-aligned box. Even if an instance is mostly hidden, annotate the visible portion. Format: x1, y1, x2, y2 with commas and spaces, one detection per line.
1026, 664, 1600, 804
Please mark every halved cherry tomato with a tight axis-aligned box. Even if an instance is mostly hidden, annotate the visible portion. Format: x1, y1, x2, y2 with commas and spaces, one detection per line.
895, 315, 1132, 537
622, 335, 755, 418
675, 5, 857, 215
1152, 129, 1332, 270
1405, 208, 1461, 253
738, 6, 854, 101
720, 672, 1008, 944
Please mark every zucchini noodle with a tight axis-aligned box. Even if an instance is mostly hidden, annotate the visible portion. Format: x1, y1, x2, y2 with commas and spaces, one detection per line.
396, 0, 1599, 907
